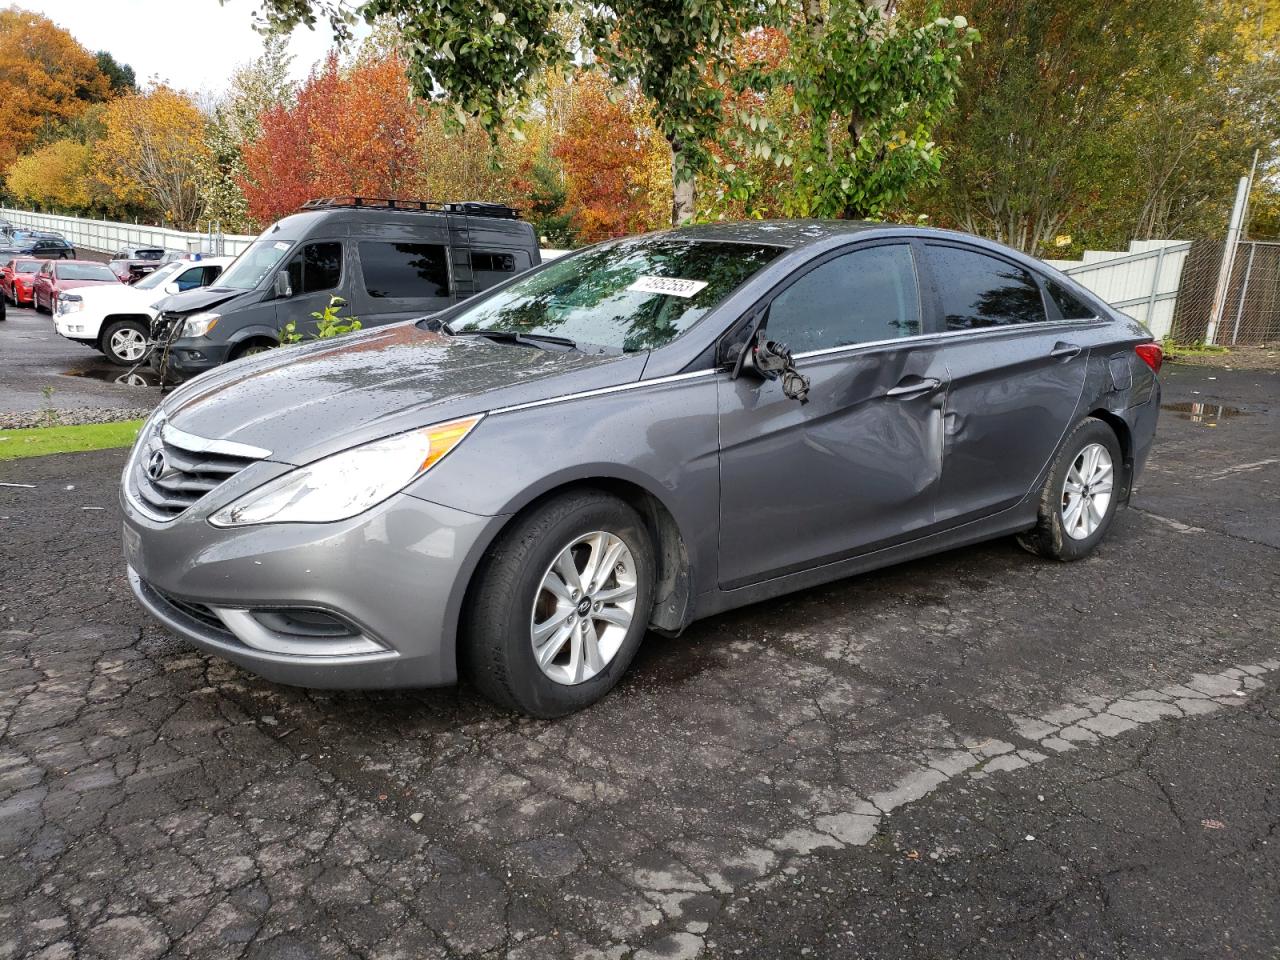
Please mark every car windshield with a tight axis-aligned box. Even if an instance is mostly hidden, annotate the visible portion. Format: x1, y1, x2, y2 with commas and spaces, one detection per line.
57, 263, 117, 282
215, 239, 293, 291
134, 261, 186, 290
16, 262, 41, 274
447, 237, 783, 352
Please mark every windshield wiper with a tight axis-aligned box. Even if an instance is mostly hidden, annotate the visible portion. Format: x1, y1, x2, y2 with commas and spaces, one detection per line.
451, 329, 580, 352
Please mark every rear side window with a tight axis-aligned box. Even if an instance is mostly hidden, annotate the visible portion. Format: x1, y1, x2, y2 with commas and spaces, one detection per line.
359, 241, 449, 298
1046, 279, 1096, 320
927, 245, 1047, 329
472, 252, 515, 273
766, 243, 922, 353
286, 241, 343, 295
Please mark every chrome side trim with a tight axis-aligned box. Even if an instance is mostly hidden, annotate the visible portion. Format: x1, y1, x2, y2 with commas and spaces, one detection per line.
489, 369, 718, 415
791, 317, 1103, 363
162, 422, 271, 460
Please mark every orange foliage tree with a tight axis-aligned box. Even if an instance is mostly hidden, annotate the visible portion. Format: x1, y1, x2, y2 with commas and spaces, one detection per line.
553, 72, 670, 243
0, 9, 110, 172
239, 53, 425, 223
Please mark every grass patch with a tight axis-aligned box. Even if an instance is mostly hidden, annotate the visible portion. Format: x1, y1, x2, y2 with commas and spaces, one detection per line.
0, 419, 144, 460
1161, 338, 1231, 360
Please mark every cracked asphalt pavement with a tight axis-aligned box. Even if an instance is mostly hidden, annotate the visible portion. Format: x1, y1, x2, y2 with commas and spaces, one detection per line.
1, 362, 1277, 959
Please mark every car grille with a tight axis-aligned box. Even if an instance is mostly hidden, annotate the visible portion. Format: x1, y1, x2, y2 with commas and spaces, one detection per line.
131, 424, 261, 519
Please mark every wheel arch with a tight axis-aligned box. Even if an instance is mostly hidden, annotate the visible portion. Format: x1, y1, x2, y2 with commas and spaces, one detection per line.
97, 313, 152, 349
451, 473, 695, 677
1085, 407, 1135, 501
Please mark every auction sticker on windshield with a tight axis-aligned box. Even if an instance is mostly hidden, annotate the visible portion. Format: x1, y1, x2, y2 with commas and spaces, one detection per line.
627, 276, 709, 298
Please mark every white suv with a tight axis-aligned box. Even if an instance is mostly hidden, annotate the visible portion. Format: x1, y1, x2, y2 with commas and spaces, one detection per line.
54, 256, 232, 365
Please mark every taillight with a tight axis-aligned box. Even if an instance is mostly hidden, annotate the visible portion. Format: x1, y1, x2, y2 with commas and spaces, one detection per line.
1135, 342, 1163, 374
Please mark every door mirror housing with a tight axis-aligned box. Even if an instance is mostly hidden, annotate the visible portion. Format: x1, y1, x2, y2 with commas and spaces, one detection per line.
732, 326, 811, 404
163, 282, 179, 296
273, 270, 292, 299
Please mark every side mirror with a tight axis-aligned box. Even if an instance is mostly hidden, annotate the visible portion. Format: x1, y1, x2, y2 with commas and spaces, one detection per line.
732, 327, 811, 404
273, 270, 292, 299
163, 282, 179, 296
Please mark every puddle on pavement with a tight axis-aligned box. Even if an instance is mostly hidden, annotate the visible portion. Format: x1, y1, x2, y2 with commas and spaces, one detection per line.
1161, 401, 1249, 425
62, 367, 161, 387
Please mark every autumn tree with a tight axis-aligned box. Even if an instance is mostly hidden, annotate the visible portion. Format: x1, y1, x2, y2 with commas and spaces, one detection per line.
199, 36, 295, 231
239, 53, 426, 223
553, 72, 670, 242
0, 9, 111, 171
95, 87, 211, 228
5, 139, 94, 212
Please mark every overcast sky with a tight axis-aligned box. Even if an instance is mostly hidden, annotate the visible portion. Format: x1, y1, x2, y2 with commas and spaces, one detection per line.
19, 0, 369, 96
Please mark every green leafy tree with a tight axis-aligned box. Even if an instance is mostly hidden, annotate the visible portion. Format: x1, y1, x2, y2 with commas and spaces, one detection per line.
95, 51, 137, 94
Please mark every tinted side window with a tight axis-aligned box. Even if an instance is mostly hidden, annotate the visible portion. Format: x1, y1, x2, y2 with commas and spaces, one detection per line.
766, 244, 921, 354
1046, 279, 1096, 320
175, 267, 205, 291
302, 242, 341, 293
359, 241, 449, 299
927, 245, 1047, 329
472, 252, 515, 273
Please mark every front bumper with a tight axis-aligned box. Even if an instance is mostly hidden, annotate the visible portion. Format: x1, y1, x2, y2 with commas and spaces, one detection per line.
158, 338, 233, 378
122, 479, 502, 689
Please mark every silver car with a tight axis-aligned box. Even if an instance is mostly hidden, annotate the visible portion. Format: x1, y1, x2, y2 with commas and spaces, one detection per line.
122, 222, 1162, 716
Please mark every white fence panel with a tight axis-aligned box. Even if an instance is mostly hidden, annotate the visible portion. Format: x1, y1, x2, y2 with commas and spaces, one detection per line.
1047, 239, 1191, 339
0, 208, 257, 257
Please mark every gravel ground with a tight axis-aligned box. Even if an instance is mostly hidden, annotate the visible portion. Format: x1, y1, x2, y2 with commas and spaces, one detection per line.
1169, 342, 1280, 370
0, 407, 153, 430
0, 363, 1276, 959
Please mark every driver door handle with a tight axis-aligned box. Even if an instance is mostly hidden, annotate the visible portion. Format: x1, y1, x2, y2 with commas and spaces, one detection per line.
1050, 341, 1082, 359
884, 376, 943, 399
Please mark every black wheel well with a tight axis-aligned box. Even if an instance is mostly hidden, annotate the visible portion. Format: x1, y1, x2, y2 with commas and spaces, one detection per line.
1086, 408, 1134, 497
230, 336, 278, 359
98, 314, 151, 348
474, 478, 693, 636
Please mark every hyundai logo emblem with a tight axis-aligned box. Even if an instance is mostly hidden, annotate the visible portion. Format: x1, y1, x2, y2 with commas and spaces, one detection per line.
146, 450, 166, 481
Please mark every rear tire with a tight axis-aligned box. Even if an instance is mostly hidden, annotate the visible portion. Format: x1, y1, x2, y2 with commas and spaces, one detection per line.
462, 491, 655, 717
101, 319, 150, 366
1018, 417, 1123, 561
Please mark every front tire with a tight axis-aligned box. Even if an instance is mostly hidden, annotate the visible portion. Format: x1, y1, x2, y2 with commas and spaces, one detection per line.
101, 319, 150, 366
463, 491, 655, 717
1018, 417, 1123, 561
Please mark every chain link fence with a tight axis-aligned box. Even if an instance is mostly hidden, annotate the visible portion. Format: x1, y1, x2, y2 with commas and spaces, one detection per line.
1170, 238, 1280, 345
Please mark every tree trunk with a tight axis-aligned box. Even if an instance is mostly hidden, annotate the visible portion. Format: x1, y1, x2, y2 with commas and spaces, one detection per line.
669, 137, 696, 226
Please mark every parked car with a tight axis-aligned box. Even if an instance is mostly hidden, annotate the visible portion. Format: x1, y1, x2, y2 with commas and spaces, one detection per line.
150, 197, 540, 380
0, 230, 75, 259
109, 246, 171, 283
122, 221, 1163, 716
32, 259, 121, 312
55, 256, 231, 365
1, 258, 43, 306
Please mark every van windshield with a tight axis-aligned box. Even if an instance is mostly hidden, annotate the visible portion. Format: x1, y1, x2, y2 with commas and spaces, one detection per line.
447, 237, 782, 353
215, 240, 293, 291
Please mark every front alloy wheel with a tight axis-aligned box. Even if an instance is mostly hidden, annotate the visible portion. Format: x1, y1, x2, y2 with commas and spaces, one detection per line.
464, 491, 655, 717
531, 531, 638, 686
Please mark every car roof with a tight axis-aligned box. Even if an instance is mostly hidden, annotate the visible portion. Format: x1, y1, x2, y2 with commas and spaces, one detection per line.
659, 219, 885, 247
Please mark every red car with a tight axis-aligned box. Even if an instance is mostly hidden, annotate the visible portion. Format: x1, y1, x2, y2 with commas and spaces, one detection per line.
31, 259, 122, 313
1, 258, 44, 306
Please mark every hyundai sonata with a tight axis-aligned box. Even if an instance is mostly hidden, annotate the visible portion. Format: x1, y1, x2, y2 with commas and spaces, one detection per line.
122, 222, 1161, 716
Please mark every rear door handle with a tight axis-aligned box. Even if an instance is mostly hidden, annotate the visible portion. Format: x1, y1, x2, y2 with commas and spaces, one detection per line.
884, 376, 943, 399
1050, 342, 1082, 359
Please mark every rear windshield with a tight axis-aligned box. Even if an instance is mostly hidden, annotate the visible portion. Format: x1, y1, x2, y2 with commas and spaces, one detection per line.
447, 237, 783, 352
56, 263, 117, 282
133, 249, 165, 261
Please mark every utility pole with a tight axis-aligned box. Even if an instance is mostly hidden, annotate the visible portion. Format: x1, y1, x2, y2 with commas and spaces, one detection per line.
1205, 176, 1250, 345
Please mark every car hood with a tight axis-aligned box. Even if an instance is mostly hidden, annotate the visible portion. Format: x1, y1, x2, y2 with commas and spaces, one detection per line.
57, 279, 118, 292
155, 286, 245, 315
162, 322, 645, 465
72, 282, 157, 308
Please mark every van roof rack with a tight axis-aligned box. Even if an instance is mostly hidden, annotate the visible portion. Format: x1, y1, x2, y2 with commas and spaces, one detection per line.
300, 197, 521, 220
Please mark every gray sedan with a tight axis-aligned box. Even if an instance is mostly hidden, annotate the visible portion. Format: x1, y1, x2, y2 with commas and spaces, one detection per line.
122, 222, 1162, 716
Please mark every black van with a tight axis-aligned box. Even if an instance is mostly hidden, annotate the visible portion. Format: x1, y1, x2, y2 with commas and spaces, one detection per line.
151, 198, 541, 379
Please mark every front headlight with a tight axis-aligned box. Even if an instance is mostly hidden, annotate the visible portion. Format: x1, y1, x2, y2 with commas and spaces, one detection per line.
181, 312, 220, 337
208, 416, 482, 527
56, 293, 83, 314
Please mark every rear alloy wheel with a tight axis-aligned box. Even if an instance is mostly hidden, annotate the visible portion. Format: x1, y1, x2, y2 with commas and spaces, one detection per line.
464, 491, 655, 717
102, 320, 149, 366
1018, 417, 1123, 561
